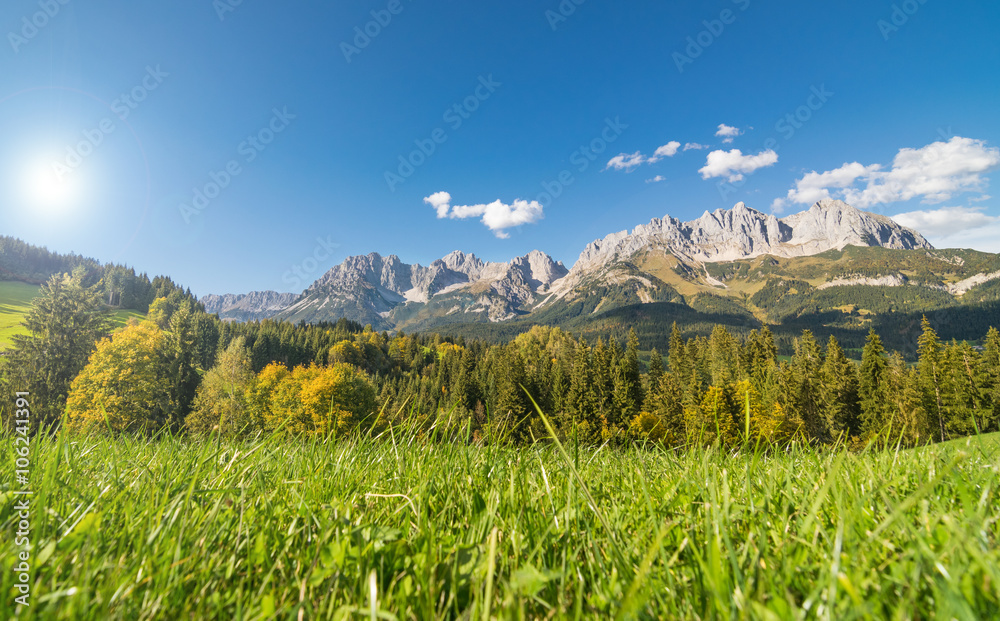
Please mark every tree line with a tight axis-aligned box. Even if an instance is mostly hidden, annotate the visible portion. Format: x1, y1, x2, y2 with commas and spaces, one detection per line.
2, 271, 998, 449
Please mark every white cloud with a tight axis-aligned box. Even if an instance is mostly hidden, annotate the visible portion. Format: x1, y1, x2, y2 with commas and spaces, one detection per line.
607, 141, 681, 170
698, 148, 778, 182
424, 191, 452, 218
651, 141, 681, 160
605, 151, 647, 171
892, 206, 999, 238
646, 175, 666, 183
893, 206, 1000, 253
774, 137, 1000, 210
683, 142, 708, 151
771, 162, 882, 211
424, 192, 543, 238
715, 124, 742, 143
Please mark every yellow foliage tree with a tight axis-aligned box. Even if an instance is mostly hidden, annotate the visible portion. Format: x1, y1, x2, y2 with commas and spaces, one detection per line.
186, 337, 256, 435
328, 340, 364, 367
684, 385, 737, 447
66, 321, 172, 433
256, 363, 376, 435
628, 410, 668, 444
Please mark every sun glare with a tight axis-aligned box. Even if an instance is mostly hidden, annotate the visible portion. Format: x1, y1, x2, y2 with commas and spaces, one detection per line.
24, 159, 79, 208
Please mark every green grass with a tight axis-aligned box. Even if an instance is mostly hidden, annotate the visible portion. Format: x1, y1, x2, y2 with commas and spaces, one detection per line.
0, 281, 40, 350
0, 281, 144, 350
2, 428, 998, 619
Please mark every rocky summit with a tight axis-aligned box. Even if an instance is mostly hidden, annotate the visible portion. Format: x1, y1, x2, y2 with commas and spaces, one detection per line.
199, 291, 300, 322
199, 199, 991, 331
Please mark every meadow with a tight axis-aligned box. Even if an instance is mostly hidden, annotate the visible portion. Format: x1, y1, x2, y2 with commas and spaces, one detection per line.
2, 425, 997, 619
0, 281, 38, 350
0, 280, 143, 351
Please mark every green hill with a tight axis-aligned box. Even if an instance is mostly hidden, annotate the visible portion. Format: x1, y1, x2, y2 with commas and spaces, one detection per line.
0, 281, 40, 349
1, 281, 145, 350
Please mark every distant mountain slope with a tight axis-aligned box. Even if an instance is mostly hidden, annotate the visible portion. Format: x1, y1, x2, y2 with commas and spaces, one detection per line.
543, 199, 931, 307
201, 200, 1000, 338
200, 291, 300, 322
275, 250, 567, 330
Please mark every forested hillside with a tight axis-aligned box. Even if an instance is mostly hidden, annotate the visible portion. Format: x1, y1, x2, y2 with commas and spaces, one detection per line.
5, 269, 997, 453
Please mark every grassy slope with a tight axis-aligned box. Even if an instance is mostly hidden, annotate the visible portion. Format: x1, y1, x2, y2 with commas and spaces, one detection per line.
0, 281, 40, 349
2, 430, 996, 619
0, 281, 144, 350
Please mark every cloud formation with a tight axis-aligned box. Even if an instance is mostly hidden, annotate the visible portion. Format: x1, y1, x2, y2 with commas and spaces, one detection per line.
424, 191, 543, 238
698, 148, 778, 182
715, 124, 742, 143
683, 142, 708, 151
893, 206, 1000, 253
605, 151, 648, 171
652, 141, 681, 160
606, 141, 681, 170
772, 137, 1000, 211
646, 175, 666, 183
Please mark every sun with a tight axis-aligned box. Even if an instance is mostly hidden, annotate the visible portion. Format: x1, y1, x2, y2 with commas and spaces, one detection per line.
23, 159, 79, 208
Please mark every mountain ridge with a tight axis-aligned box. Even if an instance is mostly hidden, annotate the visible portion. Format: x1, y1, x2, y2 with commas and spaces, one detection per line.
200, 200, 1000, 331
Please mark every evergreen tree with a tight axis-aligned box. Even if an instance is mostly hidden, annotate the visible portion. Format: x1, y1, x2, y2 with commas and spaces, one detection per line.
611, 328, 642, 430
917, 317, 946, 442
4, 270, 113, 427
859, 329, 891, 441
668, 323, 688, 382
788, 330, 829, 442
982, 328, 1000, 432
820, 335, 861, 439
643, 348, 664, 411
565, 338, 600, 441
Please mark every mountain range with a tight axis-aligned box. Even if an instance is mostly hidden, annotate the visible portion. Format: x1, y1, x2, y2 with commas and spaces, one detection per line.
202, 199, 1000, 338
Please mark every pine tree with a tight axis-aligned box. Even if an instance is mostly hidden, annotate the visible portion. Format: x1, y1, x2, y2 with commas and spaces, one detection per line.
668, 323, 688, 382
611, 328, 643, 430
917, 317, 946, 442
643, 348, 664, 411
820, 335, 861, 439
709, 325, 738, 386
859, 329, 891, 441
165, 302, 201, 430
788, 330, 829, 442
592, 337, 613, 419
4, 270, 113, 427
565, 338, 600, 440
655, 372, 686, 445
982, 328, 1000, 432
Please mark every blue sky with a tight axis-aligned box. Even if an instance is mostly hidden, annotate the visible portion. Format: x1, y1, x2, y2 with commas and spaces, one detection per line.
1, 0, 998, 296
